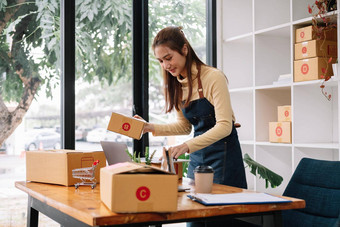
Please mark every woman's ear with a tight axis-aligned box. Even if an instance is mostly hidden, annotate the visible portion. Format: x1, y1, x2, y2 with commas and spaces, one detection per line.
182, 44, 188, 56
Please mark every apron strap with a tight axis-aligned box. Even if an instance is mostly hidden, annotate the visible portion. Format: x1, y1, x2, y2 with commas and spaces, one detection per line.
197, 64, 204, 99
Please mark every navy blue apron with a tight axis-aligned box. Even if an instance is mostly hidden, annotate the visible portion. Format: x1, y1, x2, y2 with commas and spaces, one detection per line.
182, 65, 247, 189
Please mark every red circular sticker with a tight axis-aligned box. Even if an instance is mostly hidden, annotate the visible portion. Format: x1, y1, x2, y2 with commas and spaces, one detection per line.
301, 64, 309, 75
284, 110, 289, 117
122, 123, 131, 131
300, 31, 305, 38
276, 126, 283, 137
136, 186, 150, 201
302, 47, 307, 54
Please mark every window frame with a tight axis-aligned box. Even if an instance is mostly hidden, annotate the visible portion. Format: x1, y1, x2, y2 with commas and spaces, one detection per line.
60, 0, 216, 153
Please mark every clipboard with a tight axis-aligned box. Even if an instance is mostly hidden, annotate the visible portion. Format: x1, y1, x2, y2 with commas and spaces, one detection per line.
187, 192, 292, 206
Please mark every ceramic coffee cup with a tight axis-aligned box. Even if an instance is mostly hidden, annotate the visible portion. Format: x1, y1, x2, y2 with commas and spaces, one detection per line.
194, 165, 214, 193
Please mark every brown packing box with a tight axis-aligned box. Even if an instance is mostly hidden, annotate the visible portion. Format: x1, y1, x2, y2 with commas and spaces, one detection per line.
278, 105, 291, 122
26, 150, 106, 186
107, 112, 145, 140
269, 122, 291, 144
294, 57, 336, 82
294, 40, 337, 60
149, 161, 184, 180
295, 25, 337, 43
100, 162, 178, 213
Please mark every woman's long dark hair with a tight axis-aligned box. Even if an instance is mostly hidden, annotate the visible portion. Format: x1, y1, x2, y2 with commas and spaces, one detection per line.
152, 26, 205, 113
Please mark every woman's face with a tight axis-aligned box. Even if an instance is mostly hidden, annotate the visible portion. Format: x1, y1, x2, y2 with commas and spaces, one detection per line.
154, 44, 187, 77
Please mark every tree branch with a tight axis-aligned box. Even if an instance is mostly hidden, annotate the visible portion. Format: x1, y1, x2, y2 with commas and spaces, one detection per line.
16, 68, 29, 87
0, 0, 26, 35
0, 94, 9, 115
0, 76, 40, 146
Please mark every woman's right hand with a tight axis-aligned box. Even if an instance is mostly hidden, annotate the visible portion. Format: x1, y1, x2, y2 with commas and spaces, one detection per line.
133, 115, 155, 134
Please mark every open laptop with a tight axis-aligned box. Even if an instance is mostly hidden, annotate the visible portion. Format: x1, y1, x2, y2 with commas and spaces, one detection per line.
100, 141, 131, 165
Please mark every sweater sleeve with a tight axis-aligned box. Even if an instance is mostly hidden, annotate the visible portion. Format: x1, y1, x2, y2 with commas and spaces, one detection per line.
152, 110, 192, 136
185, 70, 233, 153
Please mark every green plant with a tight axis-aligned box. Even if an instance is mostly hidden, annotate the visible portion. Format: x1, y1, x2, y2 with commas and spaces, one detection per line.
243, 153, 283, 188
125, 146, 156, 165
144, 146, 157, 166
308, 0, 337, 101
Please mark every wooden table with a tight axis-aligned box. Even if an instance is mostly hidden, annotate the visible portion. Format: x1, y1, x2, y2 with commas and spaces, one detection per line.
15, 180, 305, 227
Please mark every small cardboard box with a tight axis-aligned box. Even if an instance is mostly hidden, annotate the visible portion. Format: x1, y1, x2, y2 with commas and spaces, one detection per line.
278, 105, 291, 122
107, 112, 145, 140
100, 162, 178, 213
294, 57, 336, 82
294, 40, 337, 60
269, 122, 291, 144
295, 25, 337, 43
26, 150, 106, 186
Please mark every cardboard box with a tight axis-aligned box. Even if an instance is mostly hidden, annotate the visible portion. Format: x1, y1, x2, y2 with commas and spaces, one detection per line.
278, 105, 291, 122
294, 40, 337, 60
269, 122, 291, 144
294, 57, 336, 82
107, 112, 145, 140
100, 162, 178, 213
295, 25, 337, 43
149, 161, 184, 180
26, 150, 106, 186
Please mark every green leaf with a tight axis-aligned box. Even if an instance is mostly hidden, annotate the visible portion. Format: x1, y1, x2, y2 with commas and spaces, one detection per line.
145, 146, 150, 165
243, 153, 283, 188
125, 149, 133, 160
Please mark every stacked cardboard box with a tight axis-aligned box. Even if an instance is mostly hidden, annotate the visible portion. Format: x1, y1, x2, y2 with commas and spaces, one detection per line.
294, 25, 337, 82
269, 105, 291, 144
26, 150, 106, 186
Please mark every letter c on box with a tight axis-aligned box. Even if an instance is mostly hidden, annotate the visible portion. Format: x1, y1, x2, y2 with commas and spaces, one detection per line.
136, 186, 150, 201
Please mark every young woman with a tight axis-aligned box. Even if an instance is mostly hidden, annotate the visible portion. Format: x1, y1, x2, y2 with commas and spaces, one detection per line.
137, 26, 247, 189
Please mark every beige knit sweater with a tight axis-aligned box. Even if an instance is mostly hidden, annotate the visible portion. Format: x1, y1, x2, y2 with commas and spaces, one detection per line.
153, 63, 235, 153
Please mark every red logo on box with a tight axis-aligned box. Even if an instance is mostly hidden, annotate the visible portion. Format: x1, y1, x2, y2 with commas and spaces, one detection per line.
284, 110, 289, 117
122, 123, 131, 131
136, 186, 150, 201
300, 31, 305, 38
276, 126, 283, 137
302, 47, 307, 54
301, 64, 309, 74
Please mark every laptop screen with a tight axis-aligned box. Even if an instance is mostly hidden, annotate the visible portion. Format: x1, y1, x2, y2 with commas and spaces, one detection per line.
100, 141, 131, 165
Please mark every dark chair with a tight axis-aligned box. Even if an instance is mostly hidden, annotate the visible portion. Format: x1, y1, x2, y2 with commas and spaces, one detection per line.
282, 158, 340, 227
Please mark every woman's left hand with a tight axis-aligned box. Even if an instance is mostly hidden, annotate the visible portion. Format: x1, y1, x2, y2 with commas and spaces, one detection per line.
168, 143, 189, 159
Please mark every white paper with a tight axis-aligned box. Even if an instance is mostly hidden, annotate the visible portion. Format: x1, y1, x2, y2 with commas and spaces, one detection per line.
189, 192, 291, 205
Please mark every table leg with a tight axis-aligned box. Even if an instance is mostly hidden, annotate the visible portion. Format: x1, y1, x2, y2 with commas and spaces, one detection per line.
27, 196, 39, 227
273, 211, 283, 227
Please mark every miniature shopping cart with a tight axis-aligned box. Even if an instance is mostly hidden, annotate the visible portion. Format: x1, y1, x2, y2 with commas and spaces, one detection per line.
72, 160, 100, 189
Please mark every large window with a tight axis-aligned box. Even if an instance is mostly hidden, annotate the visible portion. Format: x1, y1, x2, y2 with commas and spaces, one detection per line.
74, 1, 133, 152
0, 1, 61, 225
0, 0, 212, 225
148, 0, 207, 156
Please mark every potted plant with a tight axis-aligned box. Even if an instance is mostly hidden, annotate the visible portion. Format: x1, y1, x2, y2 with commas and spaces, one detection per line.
125, 146, 157, 165
308, 0, 338, 101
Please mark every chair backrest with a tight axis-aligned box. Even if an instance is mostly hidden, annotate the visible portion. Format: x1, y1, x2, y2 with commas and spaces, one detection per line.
282, 158, 340, 227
